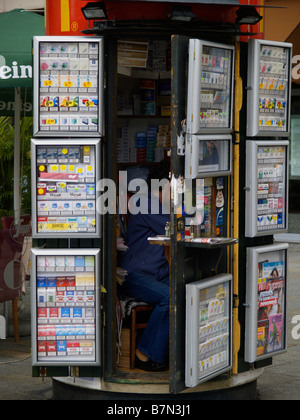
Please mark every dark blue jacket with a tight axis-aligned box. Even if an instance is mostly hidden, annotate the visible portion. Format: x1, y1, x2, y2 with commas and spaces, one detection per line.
121, 193, 170, 281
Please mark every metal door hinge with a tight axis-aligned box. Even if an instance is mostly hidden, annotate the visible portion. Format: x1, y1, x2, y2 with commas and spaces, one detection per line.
177, 133, 185, 156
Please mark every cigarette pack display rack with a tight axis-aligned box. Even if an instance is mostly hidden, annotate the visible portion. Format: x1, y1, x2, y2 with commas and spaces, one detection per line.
33, 36, 104, 137
245, 140, 289, 238
31, 139, 101, 238
245, 243, 288, 363
187, 40, 235, 135
31, 249, 101, 367
185, 134, 232, 179
185, 274, 232, 387
247, 39, 292, 138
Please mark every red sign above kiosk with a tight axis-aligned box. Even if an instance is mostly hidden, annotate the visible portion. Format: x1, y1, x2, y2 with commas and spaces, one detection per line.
45, 0, 264, 40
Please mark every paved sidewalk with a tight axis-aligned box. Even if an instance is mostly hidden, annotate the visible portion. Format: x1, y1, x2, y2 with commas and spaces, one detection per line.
0, 337, 52, 400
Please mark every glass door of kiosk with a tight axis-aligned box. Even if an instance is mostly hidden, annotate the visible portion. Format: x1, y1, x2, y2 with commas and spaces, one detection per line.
186, 40, 235, 135
245, 243, 288, 363
245, 140, 289, 238
247, 40, 292, 138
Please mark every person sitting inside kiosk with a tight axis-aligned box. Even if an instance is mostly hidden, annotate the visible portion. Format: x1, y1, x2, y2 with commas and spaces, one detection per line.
120, 160, 170, 372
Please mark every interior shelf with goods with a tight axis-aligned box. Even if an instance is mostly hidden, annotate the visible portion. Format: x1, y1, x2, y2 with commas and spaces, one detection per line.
116, 40, 172, 166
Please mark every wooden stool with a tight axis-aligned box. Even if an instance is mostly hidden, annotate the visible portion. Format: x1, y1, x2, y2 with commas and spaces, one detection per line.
130, 305, 153, 369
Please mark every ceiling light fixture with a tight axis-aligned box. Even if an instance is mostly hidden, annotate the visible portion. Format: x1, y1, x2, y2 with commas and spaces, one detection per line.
236, 6, 263, 25
171, 6, 196, 22
81, 2, 107, 20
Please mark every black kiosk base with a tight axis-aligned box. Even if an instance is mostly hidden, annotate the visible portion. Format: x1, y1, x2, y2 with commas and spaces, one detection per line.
52, 369, 262, 401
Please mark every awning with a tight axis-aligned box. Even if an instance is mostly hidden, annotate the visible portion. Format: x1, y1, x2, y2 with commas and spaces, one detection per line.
0, 9, 44, 223
0, 9, 44, 88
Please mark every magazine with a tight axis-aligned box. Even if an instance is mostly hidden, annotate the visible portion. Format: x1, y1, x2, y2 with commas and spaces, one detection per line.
190, 237, 237, 245
268, 313, 283, 353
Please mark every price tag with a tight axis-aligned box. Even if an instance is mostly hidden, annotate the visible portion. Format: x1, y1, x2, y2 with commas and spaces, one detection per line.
45, 101, 54, 107
48, 223, 69, 231
85, 101, 94, 107
44, 80, 53, 87
83, 82, 92, 88
64, 81, 73, 88
46, 119, 56, 125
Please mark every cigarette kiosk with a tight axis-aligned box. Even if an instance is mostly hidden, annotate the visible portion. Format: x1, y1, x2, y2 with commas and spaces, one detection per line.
30, 0, 292, 399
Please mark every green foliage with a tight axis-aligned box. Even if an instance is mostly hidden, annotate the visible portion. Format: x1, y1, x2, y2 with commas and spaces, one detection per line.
0, 116, 32, 217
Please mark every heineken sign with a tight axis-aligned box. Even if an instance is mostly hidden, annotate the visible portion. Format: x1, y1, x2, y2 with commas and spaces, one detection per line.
0, 55, 33, 116
0, 55, 33, 88
0, 55, 32, 82
0, 8, 44, 89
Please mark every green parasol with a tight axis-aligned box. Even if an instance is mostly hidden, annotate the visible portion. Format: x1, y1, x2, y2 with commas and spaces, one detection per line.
0, 9, 44, 222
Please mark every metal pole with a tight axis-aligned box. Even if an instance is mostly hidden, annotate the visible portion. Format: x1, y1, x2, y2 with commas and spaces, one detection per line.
14, 87, 21, 227
232, 41, 243, 375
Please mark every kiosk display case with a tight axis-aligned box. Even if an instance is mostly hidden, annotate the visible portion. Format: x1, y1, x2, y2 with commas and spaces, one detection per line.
187, 40, 235, 135
245, 140, 289, 238
185, 134, 232, 179
31, 139, 101, 238
33, 36, 104, 137
245, 243, 288, 363
247, 39, 292, 138
186, 274, 232, 387
31, 249, 101, 367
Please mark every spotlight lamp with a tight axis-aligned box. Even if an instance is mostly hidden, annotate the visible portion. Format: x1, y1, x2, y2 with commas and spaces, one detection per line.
236, 6, 263, 26
81, 2, 108, 20
171, 6, 196, 22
